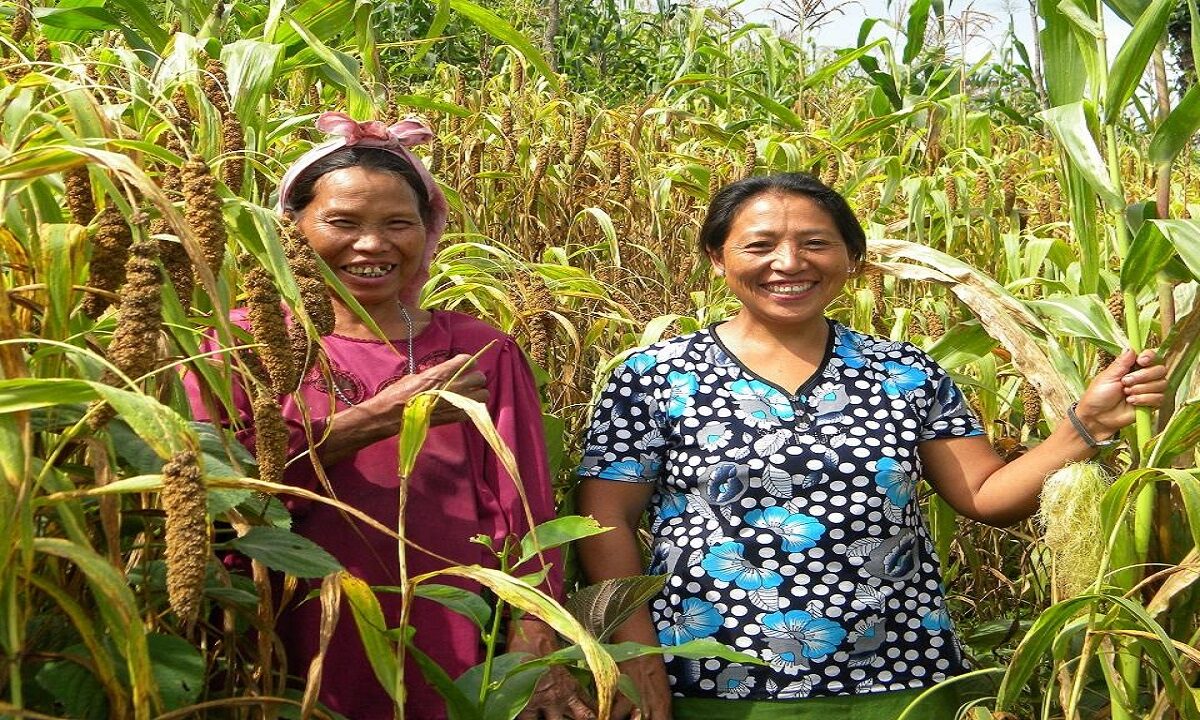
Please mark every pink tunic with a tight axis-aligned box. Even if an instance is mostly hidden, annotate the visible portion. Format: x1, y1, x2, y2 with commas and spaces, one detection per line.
187, 309, 561, 719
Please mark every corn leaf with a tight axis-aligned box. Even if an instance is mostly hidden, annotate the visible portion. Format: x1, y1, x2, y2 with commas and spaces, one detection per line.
448, 0, 560, 93
1029, 296, 1128, 353
1121, 220, 1175, 291
1148, 83, 1200, 167
1104, 0, 1175, 122
1038, 102, 1123, 207
1150, 219, 1200, 281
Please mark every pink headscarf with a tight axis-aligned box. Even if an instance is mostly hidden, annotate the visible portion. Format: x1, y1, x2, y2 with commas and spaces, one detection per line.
277, 112, 449, 305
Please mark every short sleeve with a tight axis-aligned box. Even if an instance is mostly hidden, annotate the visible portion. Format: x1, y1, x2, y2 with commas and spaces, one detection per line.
577, 350, 670, 483
917, 354, 984, 441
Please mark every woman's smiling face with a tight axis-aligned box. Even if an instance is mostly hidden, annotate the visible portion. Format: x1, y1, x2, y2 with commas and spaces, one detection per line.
709, 191, 853, 335
296, 165, 427, 313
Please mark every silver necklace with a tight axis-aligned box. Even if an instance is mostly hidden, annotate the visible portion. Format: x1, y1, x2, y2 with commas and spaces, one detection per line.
332, 305, 415, 406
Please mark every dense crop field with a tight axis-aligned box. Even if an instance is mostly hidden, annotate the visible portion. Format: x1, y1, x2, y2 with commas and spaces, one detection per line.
1, 0, 1199, 718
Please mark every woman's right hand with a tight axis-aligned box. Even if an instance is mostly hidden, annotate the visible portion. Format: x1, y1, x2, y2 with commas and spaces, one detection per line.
613, 655, 672, 720
376, 353, 489, 426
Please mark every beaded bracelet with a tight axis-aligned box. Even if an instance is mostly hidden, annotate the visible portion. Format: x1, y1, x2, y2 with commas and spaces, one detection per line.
1067, 402, 1119, 449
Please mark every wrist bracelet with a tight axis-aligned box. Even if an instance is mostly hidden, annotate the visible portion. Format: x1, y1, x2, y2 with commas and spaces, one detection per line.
1067, 402, 1119, 449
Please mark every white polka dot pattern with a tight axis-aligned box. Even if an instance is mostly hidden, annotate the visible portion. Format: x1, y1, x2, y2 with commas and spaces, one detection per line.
578, 321, 982, 700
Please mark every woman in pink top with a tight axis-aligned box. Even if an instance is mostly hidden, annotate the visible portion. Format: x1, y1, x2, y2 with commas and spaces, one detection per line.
187, 113, 590, 719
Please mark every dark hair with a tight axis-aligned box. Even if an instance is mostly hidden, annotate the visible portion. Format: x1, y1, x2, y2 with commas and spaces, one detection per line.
283, 146, 432, 224
698, 173, 866, 263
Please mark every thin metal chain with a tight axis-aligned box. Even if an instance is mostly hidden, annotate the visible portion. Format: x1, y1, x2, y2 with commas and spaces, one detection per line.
332, 305, 415, 406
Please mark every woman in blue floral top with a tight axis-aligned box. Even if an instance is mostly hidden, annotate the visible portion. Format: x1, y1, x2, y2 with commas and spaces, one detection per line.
576, 173, 1168, 719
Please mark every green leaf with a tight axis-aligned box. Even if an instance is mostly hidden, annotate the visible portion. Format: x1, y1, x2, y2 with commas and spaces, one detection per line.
340, 574, 398, 701
412, 583, 493, 630
1148, 402, 1200, 466
1151, 219, 1200, 281
146, 634, 204, 711
1041, 0, 1094, 105
283, 15, 372, 119
903, 0, 933, 63
228, 527, 342, 577
926, 321, 997, 370
565, 575, 668, 642
1148, 82, 1200, 166
1038, 102, 1123, 207
1121, 220, 1174, 291
1104, 0, 1175, 122
519, 515, 609, 565
448, 0, 560, 93
412, 0, 451, 63
35, 650, 109, 720
221, 40, 285, 120
1028, 295, 1127, 353
404, 633, 478, 719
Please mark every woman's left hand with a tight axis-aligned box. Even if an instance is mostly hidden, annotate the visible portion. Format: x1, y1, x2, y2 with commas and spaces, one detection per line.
510, 619, 596, 720
1074, 349, 1169, 440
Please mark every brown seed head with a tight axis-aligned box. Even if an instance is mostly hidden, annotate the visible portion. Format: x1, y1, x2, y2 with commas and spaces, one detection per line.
171, 85, 193, 127
246, 264, 299, 395
12, 0, 31, 43
430, 135, 444, 175
531, 141, 559, 188
617, 152, 632, 202
157, 228, 194, 308
923, 310, 944, 339
1021, 381, 1042, 429
1106, 290, 1125, 323
162, 449, 209, 626
34, 38, 49, 64
281, 218, 334, 338
202, 59, 229, 117
65, 167, 96, 226
252, 388, 288, 487
1002, 171, 1017, 216
82, 207, 132, 318
182, 158, 226, 276
973, 169, 991, 205
511, 60, 525, 93
221, 114, 245, 194
568, 115, 588, 167
820, 158, 839, 188
742, 139, 757, 180
106, 236, 162, 380
944, 174, 959, 212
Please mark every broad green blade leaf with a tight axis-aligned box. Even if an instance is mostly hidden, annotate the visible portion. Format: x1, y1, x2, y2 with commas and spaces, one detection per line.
283, 15, 372, 118
904, 0, 933, 63
35, 650, 109, 720
1147, 402, 1200, 466
412, 583, 493, 630
518, 515, 609, 565
1121, 220, 1174, 291
996, 594, 1099, 709
926, 321, 997, 370
228, 526, 343, 577
221, 40, 285, 120
1038, 102, 1123, 207
565, 575, 669, 642
1151, 219, 1200, 281
1103, 0, 1151, 22
146, 635, 204, 711
1028, 296, 1127, 353
1149, 82, 1200, 166
419, 565, 619, 719
1104, 0, 1175, 122
412, 0, 452, 63
454, 652, 545, 720
448, 0, 560, 93
340, 573, 399, 702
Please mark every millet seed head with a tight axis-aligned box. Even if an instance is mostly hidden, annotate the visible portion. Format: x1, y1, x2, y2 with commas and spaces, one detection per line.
221, 114, 245, 194
1106, 290, 1125, 323
252, 388, 288, 487
82, 206, 132, 318
34, 38, 49, 64
245, 264, 299, 395
568, 115, 588, 167
162, 449, 209, 626
742, 139, 757, 179
11, 0, 31, 43
1021, 381, 1042, 429
182, 158, 227, 276
923, 310, 944, 339
156, 226, 195, 309
106, 236, 163, 381
281, 218, 334, 337
202, 59, 230, 117
65, 166, 96, 226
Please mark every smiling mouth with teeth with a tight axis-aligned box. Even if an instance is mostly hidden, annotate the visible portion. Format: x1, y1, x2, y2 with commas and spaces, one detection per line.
763, 281, 817, 295
343, 264, 395, 278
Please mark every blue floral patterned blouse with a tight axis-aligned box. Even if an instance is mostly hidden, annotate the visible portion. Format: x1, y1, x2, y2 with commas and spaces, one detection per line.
578, 320, 984, 701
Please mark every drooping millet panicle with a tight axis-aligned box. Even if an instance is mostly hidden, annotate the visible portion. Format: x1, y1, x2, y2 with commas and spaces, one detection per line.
974, 169, 992, 206
708, 164, 722, 201
820, 157, 839, 188
1002, 169, 1017, 216
245, 263, 299, 395
65, 166, 96, 226
105, 235, 163, 380
511, 59, 524, 93
567, 115, 588, 168
82, 206, 131, 318
202, 59, 229, 116
923, 310, 944, 340
1106, 289, 1125, 323
161, 449, 209, 627
430, 135, 444, 175
530, 141, 561, 189
516, 273, 555, 369
605, 143, 622, 182
11, 0, 31, 43
944, 174, 959, 212
617, 152, 632, 202
467, 142, 483, 188
171, 85, 193, 126
34, 38, 49, 64
1021, 381, 1042, 429
867, 267, 884, 308
280, 219, 333, 371
203, 59, 245, 194
742, 139, 757, 179
182, 158, 227, 277
252, 387, 288, 487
